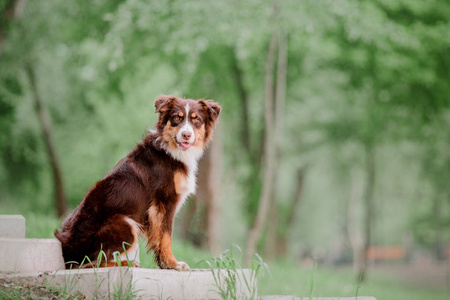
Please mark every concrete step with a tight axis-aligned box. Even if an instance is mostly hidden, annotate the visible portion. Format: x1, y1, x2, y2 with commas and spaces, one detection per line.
1, 267, 253, 300
0, 238, 65, 273
0, 214, 140, 271
260, 297, 376, 300
0, 215, 26, 238
132, 268, 253, 299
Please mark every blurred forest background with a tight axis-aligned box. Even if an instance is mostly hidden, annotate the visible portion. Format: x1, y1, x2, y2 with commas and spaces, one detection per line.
0, 0, 449, 298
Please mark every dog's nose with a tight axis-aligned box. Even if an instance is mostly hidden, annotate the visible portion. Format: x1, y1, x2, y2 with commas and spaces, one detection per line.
182, 131, 192, 140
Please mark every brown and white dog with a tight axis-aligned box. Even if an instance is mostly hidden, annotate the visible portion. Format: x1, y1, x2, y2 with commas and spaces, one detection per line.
55, 95, 221, 271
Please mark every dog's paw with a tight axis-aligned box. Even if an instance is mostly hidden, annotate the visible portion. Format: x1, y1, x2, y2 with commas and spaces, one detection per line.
175, 261, 190, 272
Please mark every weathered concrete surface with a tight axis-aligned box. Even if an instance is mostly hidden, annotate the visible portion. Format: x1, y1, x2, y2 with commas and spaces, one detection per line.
1, 267, 378, 300
0, 215, 26, 238
1, 268, 112, 299
0, 267, 252, 300
132, 268, 252, 299
0, 238, 65, 273
259, 297, 377, 300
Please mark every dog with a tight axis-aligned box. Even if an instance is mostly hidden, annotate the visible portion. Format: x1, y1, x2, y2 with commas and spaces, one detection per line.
55, 95, 221, 271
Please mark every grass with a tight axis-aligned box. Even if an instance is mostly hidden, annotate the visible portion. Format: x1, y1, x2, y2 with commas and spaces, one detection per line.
199, 245, 269, 299
137, 237, 212, 270
0, 208, 448, 300
258, 258, 448, 300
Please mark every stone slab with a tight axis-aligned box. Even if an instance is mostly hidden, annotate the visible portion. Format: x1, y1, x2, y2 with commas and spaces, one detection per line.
0, 215, 26, 238
131, 268, 253, 299
0, 238, 65, 273
260, 297, 376, 300
1, 268, 111, 299
0, 267, 253, 299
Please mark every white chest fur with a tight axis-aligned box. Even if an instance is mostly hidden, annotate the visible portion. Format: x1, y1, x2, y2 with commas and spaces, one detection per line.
173, 161, 198, 214
165, 142, 203, 214
163, 135, 204, 214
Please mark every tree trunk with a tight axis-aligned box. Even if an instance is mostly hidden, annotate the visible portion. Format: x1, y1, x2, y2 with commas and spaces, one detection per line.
360, 145, 376, 281
265, 191, 278, 260
196, 127, 223, 255
274, 33, 287, 139
347, 169, 365, 280
432, 195, 446, 261
245, 34, 277, 265
25, 62, 69, 218
204, 128, 222, 255
229, 47, 251, 157
0, 0, 26, 55
265, 33, 288, 260
277, 168, 305, 256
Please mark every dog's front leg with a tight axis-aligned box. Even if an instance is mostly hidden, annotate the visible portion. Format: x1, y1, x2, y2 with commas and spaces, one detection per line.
157, 231, 190, 271
147, 206, 190, 271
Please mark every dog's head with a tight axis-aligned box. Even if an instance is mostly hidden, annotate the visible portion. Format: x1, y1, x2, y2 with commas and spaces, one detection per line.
155, 95, 221, 157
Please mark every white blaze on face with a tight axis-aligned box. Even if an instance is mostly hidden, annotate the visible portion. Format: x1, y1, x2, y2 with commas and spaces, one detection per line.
176, 103, 195, 145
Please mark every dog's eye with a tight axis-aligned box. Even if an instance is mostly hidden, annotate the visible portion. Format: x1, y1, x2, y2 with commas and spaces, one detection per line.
192, 117, 200, 123
174, 116, 181, 122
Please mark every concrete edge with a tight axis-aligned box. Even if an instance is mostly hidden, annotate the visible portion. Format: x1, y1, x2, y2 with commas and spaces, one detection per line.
0, 237, 62, 243
259, 297, 377, 300
1, 267, 254, 299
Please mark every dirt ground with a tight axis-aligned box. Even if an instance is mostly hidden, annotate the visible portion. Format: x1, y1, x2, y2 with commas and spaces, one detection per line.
0, 278, 86, 299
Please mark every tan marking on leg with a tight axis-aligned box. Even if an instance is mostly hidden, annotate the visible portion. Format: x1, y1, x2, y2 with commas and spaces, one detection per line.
159, 232, 177, 268
146, 206, 164, 250
174, 171, 188, 195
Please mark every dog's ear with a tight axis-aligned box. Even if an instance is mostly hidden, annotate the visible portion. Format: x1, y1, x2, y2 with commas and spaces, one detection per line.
199, 100, 221, 122
155, 95, 178, 113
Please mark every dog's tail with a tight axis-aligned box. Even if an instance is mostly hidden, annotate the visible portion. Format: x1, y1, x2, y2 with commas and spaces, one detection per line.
54, 229, 65, 242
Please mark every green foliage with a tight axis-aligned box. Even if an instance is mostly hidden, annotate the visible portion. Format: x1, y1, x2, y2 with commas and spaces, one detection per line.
0, 0, 449, 280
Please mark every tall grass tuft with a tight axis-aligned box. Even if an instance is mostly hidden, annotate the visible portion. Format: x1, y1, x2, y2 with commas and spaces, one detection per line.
46, 243, 138, 299
111, 242, 139, 300
201, 244, 269, 300
307, 260, 317, 300
355, 272, 363, 299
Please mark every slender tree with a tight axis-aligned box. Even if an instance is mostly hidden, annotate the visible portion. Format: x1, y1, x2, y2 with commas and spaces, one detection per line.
25, 62, 68, 218
0, 0, 26, 55
277, 167, 306, 256
361, 144, 376, 281
196, 128, 223, 255
246, 34, 278, 264
347, 169, 364, 279
229, 47, 251, 157
265, 32, 288, 260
